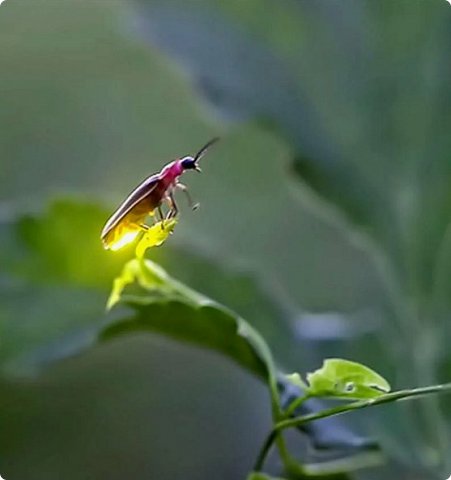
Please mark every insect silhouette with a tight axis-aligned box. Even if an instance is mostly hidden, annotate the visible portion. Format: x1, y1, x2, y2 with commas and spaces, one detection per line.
101, 138, 219, 251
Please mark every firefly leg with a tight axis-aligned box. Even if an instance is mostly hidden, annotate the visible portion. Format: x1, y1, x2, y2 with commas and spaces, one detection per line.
156, 205, 166, 228
176, 183, 199, 210
166, 192, 179, 219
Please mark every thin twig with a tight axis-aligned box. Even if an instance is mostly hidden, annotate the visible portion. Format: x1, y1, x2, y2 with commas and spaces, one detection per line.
253, 382, 451, 472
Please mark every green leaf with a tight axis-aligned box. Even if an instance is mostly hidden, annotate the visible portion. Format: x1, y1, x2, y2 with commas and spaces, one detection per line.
0, 282, 104, 375
135, 218, 178, 259
306, 359, 391, 400
12, 198, 132, 289
106, 257, 194, 311
102, 258, 280, 407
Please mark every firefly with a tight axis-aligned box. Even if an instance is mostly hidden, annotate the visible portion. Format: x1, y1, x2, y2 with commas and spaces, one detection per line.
101, 138, 219, 251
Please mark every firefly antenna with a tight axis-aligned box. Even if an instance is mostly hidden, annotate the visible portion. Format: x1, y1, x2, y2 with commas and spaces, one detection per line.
194, 137, 220, 163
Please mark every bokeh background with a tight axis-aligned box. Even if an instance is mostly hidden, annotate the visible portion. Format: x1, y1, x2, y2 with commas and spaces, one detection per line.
1, 1, 451, 479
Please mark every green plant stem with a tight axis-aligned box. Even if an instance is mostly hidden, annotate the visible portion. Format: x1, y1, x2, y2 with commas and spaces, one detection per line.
254, 382, 451, 472
284, 393, 310, 418
254, 429, 279, 473
275, 434, 299, 473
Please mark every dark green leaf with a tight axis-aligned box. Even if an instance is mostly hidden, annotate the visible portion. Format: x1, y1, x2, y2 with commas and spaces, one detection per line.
102, 258, 279, 406
0, 281, 103, 375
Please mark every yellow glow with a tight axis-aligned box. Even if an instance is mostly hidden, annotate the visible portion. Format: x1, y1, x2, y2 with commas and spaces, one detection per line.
108, 229, 140, 251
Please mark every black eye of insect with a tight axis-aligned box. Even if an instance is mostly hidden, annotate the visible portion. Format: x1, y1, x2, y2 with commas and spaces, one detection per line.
181, 156, 200, 171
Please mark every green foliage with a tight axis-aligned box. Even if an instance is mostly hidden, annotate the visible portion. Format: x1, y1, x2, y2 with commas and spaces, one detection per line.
15, 198, 131, 288
104, 256, 451, 479
2, 1, 451, 479
0, 0, 378, 316
2, 194, 451, 479
0, 196, 293, 383
136, 0, 451, 300
305, 359, 390, 400
0, 198, 123, 373
0, 283, 104, 375
102, 258, 279, 406
135, 218, 178, 259
128, 0, 451, 475
286, 358, 392, 402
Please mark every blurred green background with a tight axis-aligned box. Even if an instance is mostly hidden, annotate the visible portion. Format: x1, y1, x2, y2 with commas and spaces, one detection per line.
1, 0, 451, 479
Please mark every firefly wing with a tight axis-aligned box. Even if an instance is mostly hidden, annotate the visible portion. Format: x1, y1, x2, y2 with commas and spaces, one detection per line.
101, 173, 161, 239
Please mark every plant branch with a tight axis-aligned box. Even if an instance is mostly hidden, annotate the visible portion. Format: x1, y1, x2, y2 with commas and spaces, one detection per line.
254, 382, 451, 472
283, 393, 310, 418
277, 383, 451, 432
254, 429, 278, 472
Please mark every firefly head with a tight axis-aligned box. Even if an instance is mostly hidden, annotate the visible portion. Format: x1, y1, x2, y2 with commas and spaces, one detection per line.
181, 156, 201, 172
180, 137, 220, 173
